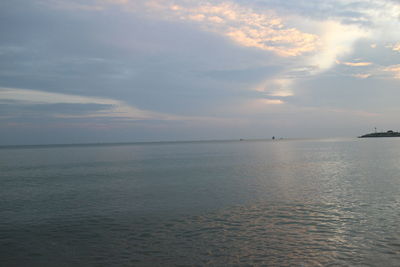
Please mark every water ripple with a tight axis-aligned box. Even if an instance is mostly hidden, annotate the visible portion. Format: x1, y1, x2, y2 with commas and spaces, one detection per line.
2, 200, 400, 266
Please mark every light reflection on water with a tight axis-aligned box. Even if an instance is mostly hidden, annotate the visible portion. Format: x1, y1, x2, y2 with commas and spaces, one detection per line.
1, 138, 400, 266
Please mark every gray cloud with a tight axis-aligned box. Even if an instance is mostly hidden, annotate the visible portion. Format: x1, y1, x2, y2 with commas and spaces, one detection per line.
0, 101, 114, 118
241, 0, 383, 27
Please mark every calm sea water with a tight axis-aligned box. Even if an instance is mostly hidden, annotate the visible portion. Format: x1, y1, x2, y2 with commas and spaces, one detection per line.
1, 138, 400, 266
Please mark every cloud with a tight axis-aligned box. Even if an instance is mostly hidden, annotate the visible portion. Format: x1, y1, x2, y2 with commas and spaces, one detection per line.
0, 87, 250, 130
41, 0, 105, 11
268, 91, 294, 97
391, 43, 400, 52
337, 60, 373, 66
253, 78, 294, 99
0, 87, 179, 121
259, 99, 285, 105
352, 73, 371, 79
308, 21, 370, 71
249, 0, 399, 28
167, 1, 320, 56
0, 102, 114, 118
384, 64, 400, 79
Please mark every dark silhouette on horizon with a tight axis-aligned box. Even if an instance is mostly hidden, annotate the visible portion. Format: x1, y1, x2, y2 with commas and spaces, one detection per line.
359, 130, 400, 138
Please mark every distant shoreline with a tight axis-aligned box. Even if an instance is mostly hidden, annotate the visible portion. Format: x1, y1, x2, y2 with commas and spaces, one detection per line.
359, 130, 400, 138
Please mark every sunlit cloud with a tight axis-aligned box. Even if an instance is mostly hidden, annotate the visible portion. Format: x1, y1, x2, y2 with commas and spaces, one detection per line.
352, 73, 371, 79
167, 1, 320, 57
391, 43, 400, 52
231, 98, 287, 116
309, 21, 370, 71
337, 60, 373, 67
268, 91, 294, 97
384, 65, 400, 79
252, 78, 294, 98
260, 99, 284, 105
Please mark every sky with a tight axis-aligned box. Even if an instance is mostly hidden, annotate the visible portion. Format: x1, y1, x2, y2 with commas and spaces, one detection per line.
1, 0, 400, 145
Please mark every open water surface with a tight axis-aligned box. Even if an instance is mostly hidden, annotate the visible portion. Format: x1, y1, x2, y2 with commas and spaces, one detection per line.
1, 138, 400, 266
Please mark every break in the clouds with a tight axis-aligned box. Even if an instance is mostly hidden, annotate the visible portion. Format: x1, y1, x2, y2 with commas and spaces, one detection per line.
1, 0, 400, 144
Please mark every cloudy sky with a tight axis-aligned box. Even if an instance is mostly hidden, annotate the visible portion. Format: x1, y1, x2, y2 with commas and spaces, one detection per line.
1, 0, 400, 145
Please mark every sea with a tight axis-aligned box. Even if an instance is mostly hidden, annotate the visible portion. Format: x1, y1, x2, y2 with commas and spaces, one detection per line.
1, 138, 400, 266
